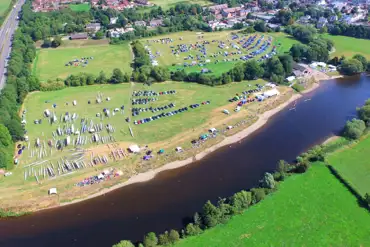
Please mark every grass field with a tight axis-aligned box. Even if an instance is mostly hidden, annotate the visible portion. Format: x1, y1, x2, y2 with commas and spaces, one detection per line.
0, 0, 12, 16
174, 164, 370, 247
142, 31, 275, 76
33, 41, 132, 81
322, 34, 370, 59
69, 3, 91, 12
151, 0, 212, 9
327, 135, 370, 196
269, 32, 300, 54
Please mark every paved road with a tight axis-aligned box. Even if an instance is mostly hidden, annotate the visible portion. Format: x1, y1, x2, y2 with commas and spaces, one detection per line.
0, 0, 25, 90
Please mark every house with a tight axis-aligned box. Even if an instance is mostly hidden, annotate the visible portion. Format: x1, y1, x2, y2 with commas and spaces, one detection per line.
299, 15, 311, 24
286, 76, 296, 82
70, 33, 88, 40
149, 19, 163, 27
206, 4, 228, 14
108, 27, 134, 38
134, 20, 147, 26
86, 23, 101, 33
221, 7, 242, 18
328, 15, 338, 23
110, 17, 118, 24
316, 17, 327, 28
135, 0, 148, 5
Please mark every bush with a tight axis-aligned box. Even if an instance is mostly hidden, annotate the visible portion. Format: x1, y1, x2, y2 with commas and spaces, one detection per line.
143, 232, 158, 247
295, 160, 311, 173
292, 83, 304, 92
343, 118, 366, 140
260, 172, 276, 189
112, 240, 135, 247
185, 223, 202, 236
251, 188, 266, 203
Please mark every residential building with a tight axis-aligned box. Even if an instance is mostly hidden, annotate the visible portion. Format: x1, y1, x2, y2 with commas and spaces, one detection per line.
110, 17, 118, 25
135, 0, 148, 5
86, 23, 101, 33
206, 4, 228, 15
134, 20, 147, 27
316, 17, 327, 28
70, 33, 88, 40
149, 19, 163, 27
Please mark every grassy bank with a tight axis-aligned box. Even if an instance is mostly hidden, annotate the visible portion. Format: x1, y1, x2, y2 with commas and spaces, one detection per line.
327, 134, 370, 196
174, 164, 370, 247
69, 3, 91, 12
322, 34, 370, 59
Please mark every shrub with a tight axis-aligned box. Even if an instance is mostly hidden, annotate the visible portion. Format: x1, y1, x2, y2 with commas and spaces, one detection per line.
143, 232, 158, 247
343, 118, 366, 140
185, 223, 202, 236
251, 188, 266, 203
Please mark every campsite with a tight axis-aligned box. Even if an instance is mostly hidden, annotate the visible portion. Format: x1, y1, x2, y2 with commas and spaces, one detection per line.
33, 41, 132, 81
0, 79, 291, 208
142, 31, 277, 76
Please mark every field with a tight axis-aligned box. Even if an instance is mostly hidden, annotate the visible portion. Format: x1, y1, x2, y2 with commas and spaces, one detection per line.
269, 32, 300, 54
0, 0, 11, 17
69, 3, 91, 12
150, 0, 212, 9
322, 34, 370, 59
327, 135, 370, 196
33, 41, 132, 81
142, 31, 276, 76
174, 164, 370, 247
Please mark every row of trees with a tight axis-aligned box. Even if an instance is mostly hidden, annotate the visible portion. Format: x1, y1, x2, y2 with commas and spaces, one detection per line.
0, 3, 42, 169
329, 23, 370, 40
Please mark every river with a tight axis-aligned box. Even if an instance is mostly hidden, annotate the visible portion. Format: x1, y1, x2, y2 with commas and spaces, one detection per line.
1, 75, 370, 247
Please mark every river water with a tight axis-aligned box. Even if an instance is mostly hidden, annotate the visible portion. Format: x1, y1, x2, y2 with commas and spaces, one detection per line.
1, 75, 370, 247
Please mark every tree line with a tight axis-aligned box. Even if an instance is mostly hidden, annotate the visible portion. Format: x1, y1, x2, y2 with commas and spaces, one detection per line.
328, 23, 370, 40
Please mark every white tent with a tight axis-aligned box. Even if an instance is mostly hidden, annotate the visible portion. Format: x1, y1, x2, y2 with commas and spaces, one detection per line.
209, 128, 217, 133
128, 144, 140, 153
48, 188, 57, 195
227, 126, 233, 130
286, 76, 296, 82
317, 62, 326, 67
263, 89, 280, 97
175, 147, 183, 152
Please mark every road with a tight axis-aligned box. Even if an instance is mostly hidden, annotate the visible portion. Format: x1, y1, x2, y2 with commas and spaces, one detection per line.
0, 0, 26, 90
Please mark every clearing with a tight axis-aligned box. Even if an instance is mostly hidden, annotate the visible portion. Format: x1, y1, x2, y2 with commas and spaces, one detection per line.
69, 3, 91, 12
327, 135, 370, 196
174, 164, 370, 247
322, 34, 370, 59
33, 40, 132, 81
142, 31, 277, 76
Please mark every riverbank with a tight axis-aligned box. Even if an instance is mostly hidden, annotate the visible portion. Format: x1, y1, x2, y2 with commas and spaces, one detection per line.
56, 84, 316, 210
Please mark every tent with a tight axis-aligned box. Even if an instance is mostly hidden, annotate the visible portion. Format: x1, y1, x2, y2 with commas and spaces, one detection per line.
175, 147, 183, 152
128, 144, 140, 153
97, 174, 104, 180
227, 126, 233, 130
48, 188, 57, 195
263, 89, 280, 97
158, 149, 164, 154
209, 128, 217, 133
285, 76, 296, 82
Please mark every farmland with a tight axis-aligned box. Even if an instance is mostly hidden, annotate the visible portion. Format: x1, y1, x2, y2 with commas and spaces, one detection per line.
322, 34, 370, 59
174, 164, 370, 247
327, 135, 370, 196
69, 3, 91, 12
33, 41, 132, 81
142, 31, 276, 76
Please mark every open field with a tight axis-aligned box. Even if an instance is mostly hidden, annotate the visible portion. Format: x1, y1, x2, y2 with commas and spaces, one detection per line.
0, 80, 296, 211
33, 41, 132, 81
69, 3, 91, 12
269, 32, 300, 54
142, 31, 275, 76
0, 0, 12, 16
174, 164, 370, 247
327, 135, 370, 196
322, 34, 370, 59
151, 0, 212, 9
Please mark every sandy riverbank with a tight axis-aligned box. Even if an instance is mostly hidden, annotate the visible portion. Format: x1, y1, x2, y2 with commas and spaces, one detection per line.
57, 85, 316, 209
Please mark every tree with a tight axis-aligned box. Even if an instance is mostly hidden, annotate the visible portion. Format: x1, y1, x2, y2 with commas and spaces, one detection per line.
158, 231, 170, 246
202, 200, 221, 228
110, 68, 125, 84
254, 21, 267, 32
353, 54, 367, 70
143, 232, 158, 247
250, 188, 266, 203
343, 118, 366, 139
230, 190, 252, 213
264, 56, 285, 79
151, 66, 170, 82
0, 148, 13, 169
260, 172, 276, 189
168, 230, 180, 244
96, 71, 107, 84
0, 124, 12, 147
278, 54, 293, 75
95, 30, 104, 40
244, 60, 264, 80
51, 36, 62, 48
193, 212, 202, 227
338, 59, 364, 75
112, 240, 135, 247
357, 99, 370, 126
5, 119, 24, 141
277, 160, 290, 174
185, 223, 202, 236
42, 38, 52, 48
291, 25, 316, 43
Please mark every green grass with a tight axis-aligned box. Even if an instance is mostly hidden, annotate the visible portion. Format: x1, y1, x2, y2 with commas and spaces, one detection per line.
142, 31, 275, 76
0, 0, 12, 16
322, 34, 370, 59
69, 3, 91, 12
269, 32, 300, 54
175, 164, 370, 247
151, 0, 212, 9
327, 135, 370, 196
34, 42, 132, 81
